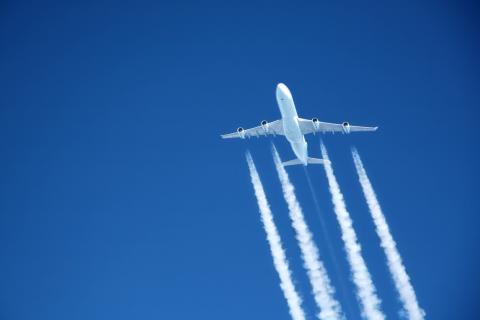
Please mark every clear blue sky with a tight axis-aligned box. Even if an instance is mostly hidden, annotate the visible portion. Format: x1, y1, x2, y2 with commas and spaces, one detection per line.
0, 1, 478, 319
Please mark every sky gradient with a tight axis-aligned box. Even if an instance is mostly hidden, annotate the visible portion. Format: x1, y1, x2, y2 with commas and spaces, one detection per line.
1, 1, 479, 319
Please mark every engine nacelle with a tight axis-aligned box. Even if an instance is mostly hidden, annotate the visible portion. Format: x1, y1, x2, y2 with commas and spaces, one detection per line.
312, 118, 320, 131
342, 121, 351, 134
237, 127, 246, 139
261, 120, 269, 133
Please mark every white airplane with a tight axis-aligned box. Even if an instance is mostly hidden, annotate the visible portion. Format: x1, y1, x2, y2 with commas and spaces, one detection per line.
221, 83, 378, 166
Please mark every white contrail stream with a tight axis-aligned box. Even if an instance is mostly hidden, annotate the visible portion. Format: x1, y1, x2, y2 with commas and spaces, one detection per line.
246, 152, 306, 320
320, 143, 384, 320
351, 148, 425, 320
272, 145, 343, 320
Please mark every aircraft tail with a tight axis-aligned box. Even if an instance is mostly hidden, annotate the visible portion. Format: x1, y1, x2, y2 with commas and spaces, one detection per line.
282, 157, 330, 167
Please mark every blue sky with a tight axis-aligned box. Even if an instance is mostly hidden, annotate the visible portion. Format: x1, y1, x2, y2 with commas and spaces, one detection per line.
0, 0, 478, 319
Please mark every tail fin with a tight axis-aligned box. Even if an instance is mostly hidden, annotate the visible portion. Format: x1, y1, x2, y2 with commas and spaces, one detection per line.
282, 157, 330, 167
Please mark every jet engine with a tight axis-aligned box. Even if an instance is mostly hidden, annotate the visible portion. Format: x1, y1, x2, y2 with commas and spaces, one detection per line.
237, 127, 246, 139
342, 121, 351, 134
261, 120, 269, 133
312, 118, 320, 132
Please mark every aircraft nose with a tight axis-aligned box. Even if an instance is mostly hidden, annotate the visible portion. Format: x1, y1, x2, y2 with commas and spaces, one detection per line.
276, 83, 292, 99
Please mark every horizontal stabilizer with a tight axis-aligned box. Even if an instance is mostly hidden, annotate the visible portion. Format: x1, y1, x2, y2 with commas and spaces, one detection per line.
282, 158, 304, 167
307, 157, 329, 165
282, 157, 330, 167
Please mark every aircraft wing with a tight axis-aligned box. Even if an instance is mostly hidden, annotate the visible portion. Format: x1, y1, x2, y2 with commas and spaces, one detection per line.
298, 118, 378, 135
221, 119, 284, 139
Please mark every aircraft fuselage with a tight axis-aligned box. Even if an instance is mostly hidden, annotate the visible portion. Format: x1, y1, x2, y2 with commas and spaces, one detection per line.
276, 83, 309, 165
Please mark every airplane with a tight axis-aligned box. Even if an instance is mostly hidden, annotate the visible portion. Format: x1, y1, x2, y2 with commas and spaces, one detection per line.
221, 83, 378, 166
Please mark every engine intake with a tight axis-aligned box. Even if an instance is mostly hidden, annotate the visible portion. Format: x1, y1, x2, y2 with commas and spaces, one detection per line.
312, 118, 320, 132
237, 127, 246, 139
342, 121, 351, 134
261, 120, 269, 133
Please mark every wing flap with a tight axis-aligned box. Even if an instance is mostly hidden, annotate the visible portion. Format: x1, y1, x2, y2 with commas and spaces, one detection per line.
348, 125, 378, 132
298, 118, 377, 135
221, 119, 284, 139
221, 132, 242, 139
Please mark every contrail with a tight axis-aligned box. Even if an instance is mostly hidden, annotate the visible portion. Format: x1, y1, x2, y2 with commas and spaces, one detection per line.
320, 143, 384, 320
272, 145, 343, 320
304, 168, 356, 319
351, 148, 425, 320
246, 152, 306, 320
